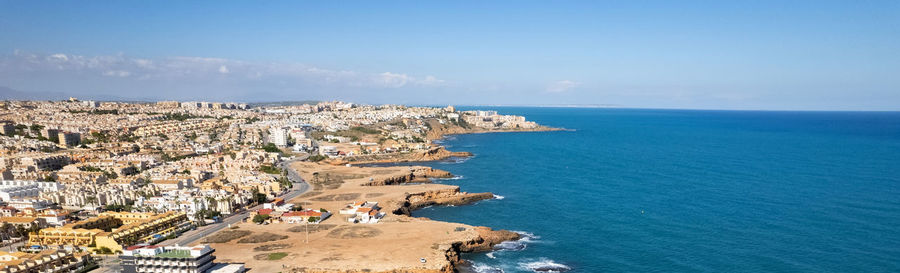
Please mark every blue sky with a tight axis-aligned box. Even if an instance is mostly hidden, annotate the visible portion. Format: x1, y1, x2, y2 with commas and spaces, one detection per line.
1, 1, 898, 110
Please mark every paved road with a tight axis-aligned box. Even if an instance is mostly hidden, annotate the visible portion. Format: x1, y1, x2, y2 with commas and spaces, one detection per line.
93, 256, 122, 273
162, 156, 310, 247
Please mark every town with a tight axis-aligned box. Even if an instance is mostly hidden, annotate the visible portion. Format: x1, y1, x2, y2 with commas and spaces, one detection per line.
0, 99, 543, 273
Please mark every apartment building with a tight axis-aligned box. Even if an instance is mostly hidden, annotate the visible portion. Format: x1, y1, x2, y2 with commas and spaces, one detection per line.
57, 131, 81, 147
19, 154, 71, 171
0, 123, 14, 137
27, 212, 191, 252
268, 126, 289, 146
0, 250, 93, 273
0, 180, 62, 202
120, 245, 218, 273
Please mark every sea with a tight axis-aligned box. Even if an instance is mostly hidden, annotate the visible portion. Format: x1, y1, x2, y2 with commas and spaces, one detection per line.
406, 107, 900, 273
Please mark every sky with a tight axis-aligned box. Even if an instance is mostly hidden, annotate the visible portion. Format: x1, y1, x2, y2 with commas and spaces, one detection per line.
0, 1, 898, 110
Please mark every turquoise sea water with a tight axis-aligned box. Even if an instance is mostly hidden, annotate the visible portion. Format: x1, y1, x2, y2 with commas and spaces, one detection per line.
409, 108, 900, 273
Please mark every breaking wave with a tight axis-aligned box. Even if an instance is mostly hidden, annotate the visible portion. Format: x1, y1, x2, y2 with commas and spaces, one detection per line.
493, 240, 526, 251
519, 258, 571, 272
513, 231, 541, 243
472, 263, 505, 273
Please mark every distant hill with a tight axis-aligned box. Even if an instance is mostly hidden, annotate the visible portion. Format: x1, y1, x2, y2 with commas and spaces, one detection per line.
0, 86, 70, 101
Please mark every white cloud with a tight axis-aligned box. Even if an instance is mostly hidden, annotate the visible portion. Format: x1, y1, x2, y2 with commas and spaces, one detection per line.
376, 72, 411, 88
102, 70, 131, 77
547, 80, 580, 92
48, 53, 68, 62
133, 59, 154, 68
419, 75, 445, 86
2, 51, 444, 90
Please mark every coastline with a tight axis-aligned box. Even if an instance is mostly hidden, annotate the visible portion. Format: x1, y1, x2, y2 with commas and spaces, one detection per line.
204, 125, 555, 272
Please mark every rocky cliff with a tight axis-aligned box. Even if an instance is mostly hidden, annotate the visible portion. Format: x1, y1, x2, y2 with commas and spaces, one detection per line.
392, 188, 495, 216
331, 147, 472, 165
425, 119, 563, 141
290, 269, 452, 273
411, 147, 472, 162
363, 167, 454, 186
455, 227, 521, 253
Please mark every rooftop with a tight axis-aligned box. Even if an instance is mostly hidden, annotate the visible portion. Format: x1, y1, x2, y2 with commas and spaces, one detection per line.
155, 249, 194, 258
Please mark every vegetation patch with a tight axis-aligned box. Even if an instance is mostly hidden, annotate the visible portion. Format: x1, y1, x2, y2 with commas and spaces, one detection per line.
319, 254, 344, 262
309, 172, 365, 190
299, 191, 323, 198
237, 232, 289, 244
253, 252, 289, 261
308, 154, 328, 162
253, 243, 293, 251
201, 230, 251, 244
326, 226, 383, 239
262, 143, 283, 154
258, 164, 283, 175
311, 193, 361, 202
287, 224, 336, 234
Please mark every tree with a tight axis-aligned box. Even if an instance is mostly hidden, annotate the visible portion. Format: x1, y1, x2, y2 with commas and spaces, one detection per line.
29, 124, 44, 132
307, 216, 320, 223
251, 188, 267, 204
252, 214, 269, 224
256, 193, 268, 204
95, 247, 113, 254
262, 143, 281, 153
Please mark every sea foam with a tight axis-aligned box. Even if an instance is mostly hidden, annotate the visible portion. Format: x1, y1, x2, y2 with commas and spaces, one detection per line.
513, 231, 541, 243
519, 258, 571, 272
472, 263, 505, 273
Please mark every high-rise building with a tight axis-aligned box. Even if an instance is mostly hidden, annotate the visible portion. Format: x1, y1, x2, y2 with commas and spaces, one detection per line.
0, 122, 15, 136
58, 131, 81, 147
268, 127, 289, 147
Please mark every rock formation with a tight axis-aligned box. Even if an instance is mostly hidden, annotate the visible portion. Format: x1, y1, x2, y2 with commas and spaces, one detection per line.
364, 167, 453, 186
392, 188, 494, 216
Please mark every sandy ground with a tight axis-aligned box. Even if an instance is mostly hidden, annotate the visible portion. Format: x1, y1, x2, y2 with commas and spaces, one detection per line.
205, 162, 483, 272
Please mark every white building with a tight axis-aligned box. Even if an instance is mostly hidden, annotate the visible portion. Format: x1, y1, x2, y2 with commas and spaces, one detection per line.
340, 201, 384, 224
320, 146, 338, 157
121, 244, 217, 273
0, 180, 62, 202
268, 127, 289, 147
